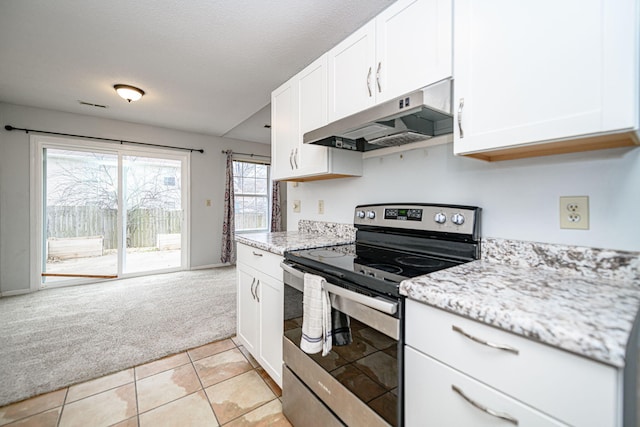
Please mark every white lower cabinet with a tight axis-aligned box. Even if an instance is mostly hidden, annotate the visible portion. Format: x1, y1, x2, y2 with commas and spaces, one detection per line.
237, 267, 259, 355
405, 300, 621, 426
405, 347, 566, 426
256, 273, 283, 382
236, 244, 284, 387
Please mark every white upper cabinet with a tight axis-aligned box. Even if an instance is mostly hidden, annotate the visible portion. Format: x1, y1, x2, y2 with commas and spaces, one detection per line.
328, 0, 453, 121
271, 55, 362, 181
296, 55, 330, 176
271, 78, 298, 181
453, 0, 640, 161
328, 21, 377, 121
375, 0, 452, 104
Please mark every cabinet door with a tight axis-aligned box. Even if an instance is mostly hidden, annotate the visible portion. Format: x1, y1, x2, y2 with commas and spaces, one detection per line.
405, 347, 567, 427
453, 0, 638, 155
271, 77, 299, 180
297, 54, 329, 176
237, 266, 258, 354
257, 274, 284, 387
328, 20, 376, 121
375, 0, 452, 103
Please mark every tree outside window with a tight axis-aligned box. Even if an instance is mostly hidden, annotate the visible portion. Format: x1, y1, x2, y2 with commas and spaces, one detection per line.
233, 161, 269, 232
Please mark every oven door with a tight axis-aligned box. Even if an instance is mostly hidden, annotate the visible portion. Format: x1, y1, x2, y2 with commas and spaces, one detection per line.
281, 261, 403, 427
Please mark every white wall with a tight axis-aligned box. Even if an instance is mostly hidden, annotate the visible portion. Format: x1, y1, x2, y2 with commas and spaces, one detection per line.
287, 143, 640, 252
0, 103, 270, 294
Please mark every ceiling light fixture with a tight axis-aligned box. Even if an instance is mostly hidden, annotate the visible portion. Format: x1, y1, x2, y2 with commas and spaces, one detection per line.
114, 84, 145, 103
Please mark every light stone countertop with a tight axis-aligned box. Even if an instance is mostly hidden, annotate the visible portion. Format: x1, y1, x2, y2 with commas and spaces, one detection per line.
235, 231, 353, 256
400, 238, 640, 368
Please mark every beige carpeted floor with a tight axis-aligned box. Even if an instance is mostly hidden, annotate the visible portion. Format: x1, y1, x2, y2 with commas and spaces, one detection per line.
0, 267, 237, 407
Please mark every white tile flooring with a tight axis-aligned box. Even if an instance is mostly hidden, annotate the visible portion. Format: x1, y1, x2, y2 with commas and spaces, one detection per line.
0, 337, 290, 427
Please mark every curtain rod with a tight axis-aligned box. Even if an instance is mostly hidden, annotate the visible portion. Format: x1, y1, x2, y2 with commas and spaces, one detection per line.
222, 150, 270, 159
4, 125, 205, 153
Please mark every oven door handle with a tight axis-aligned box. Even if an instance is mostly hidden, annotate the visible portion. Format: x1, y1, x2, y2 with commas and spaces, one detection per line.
281, 261, 305, 279
280, 261, 398, 315
324, 282, 397, 315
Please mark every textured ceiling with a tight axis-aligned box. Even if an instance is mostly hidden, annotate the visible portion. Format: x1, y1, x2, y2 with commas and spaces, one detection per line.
0, 0, 394, 144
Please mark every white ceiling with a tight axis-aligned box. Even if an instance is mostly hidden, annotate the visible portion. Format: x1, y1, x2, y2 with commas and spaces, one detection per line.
0, 0, 393, 144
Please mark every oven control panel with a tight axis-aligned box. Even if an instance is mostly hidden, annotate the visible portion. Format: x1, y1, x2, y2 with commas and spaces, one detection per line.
383, 208, 423, 221
354, 204, 479, 236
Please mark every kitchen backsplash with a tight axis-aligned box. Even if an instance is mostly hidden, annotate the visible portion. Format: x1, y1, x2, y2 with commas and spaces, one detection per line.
298, 220, 356, 240
483, 237, 640, 282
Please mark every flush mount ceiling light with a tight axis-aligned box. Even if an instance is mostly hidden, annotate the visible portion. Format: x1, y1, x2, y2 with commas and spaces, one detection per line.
113, 84, 145, 103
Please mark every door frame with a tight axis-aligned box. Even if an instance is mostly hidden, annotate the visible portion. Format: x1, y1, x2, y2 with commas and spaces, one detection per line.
29, 135, 191, 291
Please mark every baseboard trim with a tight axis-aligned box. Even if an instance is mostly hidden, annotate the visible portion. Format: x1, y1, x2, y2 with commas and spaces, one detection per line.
1, 289, 32, 297
191, 263, 233, 270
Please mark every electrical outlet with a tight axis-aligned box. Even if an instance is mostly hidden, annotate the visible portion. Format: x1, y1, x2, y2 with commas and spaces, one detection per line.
318, 200, 324, 214
560, 196, 589, 230
293, 200, 301, 213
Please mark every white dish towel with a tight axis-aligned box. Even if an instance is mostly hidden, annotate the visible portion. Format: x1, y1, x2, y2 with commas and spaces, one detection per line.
300, 272, 332, 356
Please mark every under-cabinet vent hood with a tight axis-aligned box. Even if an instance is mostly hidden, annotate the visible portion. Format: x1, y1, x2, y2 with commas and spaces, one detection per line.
304, 79, 453, 152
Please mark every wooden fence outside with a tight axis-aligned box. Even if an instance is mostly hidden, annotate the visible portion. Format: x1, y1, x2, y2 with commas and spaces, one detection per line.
47, 206, 182, 250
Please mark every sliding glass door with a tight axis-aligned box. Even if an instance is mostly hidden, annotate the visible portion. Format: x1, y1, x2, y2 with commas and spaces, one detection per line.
123, 155, 182, 274
36, 137, 188, 288
43, 148, 119, 281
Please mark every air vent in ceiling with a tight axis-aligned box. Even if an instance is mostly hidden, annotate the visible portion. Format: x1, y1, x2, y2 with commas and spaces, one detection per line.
78, 101, 108, 109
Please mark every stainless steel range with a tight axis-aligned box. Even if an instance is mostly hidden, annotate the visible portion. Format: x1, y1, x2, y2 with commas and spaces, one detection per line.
281, 203, 481, 427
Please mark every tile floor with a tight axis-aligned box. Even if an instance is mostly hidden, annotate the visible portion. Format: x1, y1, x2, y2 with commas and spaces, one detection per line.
0, 337, 291, 427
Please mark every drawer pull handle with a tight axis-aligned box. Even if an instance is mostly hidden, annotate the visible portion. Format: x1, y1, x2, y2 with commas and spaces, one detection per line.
255, 280, 260, 303
452, 325, 519, 355
367, 66, 373, 97
452, 385, 519, 425
252, 251, 263, 257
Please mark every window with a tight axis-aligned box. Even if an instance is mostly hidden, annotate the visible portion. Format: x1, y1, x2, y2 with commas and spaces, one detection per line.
233, 161, 269, 232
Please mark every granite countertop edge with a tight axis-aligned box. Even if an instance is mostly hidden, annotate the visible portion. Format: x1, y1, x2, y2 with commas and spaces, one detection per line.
400, 244, 640, 368
235, 231, 354, 255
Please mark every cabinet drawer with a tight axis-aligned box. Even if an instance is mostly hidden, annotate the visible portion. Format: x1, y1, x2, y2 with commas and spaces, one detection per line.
237, 243, 284, 281
405, 346, 567, 427
406, 300, 619, 427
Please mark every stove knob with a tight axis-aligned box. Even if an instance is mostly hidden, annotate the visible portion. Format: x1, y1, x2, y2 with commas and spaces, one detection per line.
366, 210, 376, 219
451, 213, 465, 225
356, 210, 365, 219
434, 212, 447, 224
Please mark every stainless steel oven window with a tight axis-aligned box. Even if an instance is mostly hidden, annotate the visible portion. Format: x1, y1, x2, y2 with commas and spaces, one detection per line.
283, 272, 401, 426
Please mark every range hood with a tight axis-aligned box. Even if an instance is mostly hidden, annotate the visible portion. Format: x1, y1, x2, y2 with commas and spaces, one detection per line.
304, 79, 453, 152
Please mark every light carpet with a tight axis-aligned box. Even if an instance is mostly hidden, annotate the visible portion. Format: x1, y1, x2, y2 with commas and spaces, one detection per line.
0, 267, 237, 407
